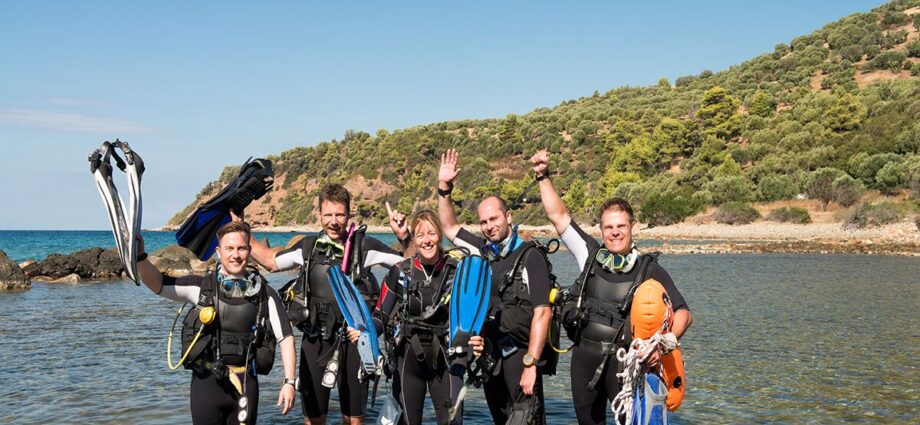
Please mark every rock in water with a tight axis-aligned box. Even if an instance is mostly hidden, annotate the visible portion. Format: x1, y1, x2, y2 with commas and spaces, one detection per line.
34, 252, 80, 279
25, 247, 125, 280
0, 250, 31, 291
52, 273, 81, 284
150, 245, 199, 277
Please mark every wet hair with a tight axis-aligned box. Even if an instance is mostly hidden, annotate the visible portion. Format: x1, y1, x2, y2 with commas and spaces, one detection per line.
480, 195, 509, 214
411, 210, 443, 245
599, 197, 635, 222
217, 221, 252, 245
319, 183, 351, 215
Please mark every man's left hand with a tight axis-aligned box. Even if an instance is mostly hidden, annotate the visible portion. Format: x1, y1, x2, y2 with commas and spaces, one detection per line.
277, 383, 295, 415
519, 364, 537, 395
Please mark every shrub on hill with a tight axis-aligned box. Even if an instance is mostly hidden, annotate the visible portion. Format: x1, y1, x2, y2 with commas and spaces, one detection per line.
832, 175, 865, 207
757, 174, 800, 202
875, 161, 906, 195
705, 175, 755, 205
714, 202, 761, 225
807, 168, 847, 209
638, 190, 703, 227
907, 40, 920, 58
844, 201, 906, 228
906, 156, 920, 199
865, 51, 906, 71
766, 207, 812, 224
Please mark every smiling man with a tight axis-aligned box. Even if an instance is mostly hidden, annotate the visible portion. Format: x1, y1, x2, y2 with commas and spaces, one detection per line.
247, 184, 406, 425
529, 149, 692, 425
136, 222, 297, 424
436, 149, 553, 424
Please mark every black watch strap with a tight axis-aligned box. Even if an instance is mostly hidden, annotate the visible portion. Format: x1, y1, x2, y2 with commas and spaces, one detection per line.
283, 377, 299, 391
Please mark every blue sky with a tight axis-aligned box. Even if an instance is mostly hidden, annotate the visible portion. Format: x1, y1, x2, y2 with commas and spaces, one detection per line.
0, 0, 885, 230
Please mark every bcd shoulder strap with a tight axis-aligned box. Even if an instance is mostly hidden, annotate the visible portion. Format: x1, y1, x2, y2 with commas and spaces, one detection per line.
501, 239, 557, 300
619, 252, 660, 315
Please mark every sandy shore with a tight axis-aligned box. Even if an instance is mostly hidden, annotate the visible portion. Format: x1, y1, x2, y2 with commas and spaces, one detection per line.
192, 220, 920, 256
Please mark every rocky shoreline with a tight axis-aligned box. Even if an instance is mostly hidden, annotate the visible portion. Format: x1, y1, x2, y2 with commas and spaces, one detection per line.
233, 220, 920, 257
3, 220, 917, 291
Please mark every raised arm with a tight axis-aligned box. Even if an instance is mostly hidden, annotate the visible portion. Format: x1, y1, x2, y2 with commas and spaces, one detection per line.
437, 149, 462, 241
530, 149, 571, 235
248, 235, 281, 272
386, 201, 415, 258
229, 212, 281, 271
135, 235, 165, 293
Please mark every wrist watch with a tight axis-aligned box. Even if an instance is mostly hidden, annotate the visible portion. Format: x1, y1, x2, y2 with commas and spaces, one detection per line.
437, 184, 453, 197
522, 353, 537, 368
282, 377, 299, 391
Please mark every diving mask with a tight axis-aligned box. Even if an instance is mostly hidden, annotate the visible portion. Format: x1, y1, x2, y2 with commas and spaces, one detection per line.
595, 246, 639, 273
218, 272, 261, 298
314, 237, 345, 258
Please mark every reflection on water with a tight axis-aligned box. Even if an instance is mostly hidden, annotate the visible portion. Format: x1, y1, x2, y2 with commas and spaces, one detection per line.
1, 254, 918, 424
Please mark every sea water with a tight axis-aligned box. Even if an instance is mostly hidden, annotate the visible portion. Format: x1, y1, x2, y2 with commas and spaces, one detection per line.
1, 231, 918, 424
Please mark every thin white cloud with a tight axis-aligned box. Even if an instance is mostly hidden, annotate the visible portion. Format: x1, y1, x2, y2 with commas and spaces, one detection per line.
0, 108, 152, 134
45, 97, 110, 107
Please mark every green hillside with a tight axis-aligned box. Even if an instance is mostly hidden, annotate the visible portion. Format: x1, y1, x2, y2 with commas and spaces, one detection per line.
170, 0, 920, 228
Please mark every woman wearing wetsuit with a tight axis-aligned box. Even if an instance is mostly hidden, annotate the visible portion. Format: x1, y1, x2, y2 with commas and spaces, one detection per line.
348, 211, 463, 425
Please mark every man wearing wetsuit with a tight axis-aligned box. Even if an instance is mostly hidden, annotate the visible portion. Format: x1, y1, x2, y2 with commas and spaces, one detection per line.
136, 221, 297, 424
436, 149, 553, 424
529, 150, 692, 425
248, 184, 406, 425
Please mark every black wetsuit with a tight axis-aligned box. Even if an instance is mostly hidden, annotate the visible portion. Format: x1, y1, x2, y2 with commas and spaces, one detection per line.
560, 221, 688, 425
274, 235, 402, 419
159, 274, 293, 425
373, 256, 463, 425
451, 229, 552, 425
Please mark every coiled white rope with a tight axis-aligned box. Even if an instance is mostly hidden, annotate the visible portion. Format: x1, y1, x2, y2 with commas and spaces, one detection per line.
611, 310, 678, 425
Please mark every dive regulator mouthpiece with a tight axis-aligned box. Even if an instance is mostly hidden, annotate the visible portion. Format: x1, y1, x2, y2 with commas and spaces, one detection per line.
199, 306, 216, 325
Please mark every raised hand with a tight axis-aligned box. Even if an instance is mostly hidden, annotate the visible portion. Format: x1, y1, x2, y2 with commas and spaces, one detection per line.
385, 201, 409, 241
438, 149, 461, 187
530, 149, 550, 176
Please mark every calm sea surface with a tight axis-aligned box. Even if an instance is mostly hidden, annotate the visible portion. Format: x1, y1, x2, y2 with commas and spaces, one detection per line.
1, 231, 918, 424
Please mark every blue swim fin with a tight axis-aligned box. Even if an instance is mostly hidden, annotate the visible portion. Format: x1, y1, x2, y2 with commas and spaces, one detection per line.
448, 255, 492, 375
632, 373, 670, 425
175, 158, 273, 260
327, 267, 380, 377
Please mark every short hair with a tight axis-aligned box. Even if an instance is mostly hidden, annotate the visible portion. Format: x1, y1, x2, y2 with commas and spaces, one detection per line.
480, 195, 509, 214
411, 210, 443, 244
599, 197, 635, 222
319, 184, 351, 214
217, 221, 252, 245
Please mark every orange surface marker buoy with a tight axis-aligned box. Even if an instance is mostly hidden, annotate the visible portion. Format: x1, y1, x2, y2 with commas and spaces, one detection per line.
630, 279, 686, 411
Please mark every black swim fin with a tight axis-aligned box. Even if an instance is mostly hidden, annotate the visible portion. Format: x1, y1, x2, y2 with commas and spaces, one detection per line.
175, 157, 273, 260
